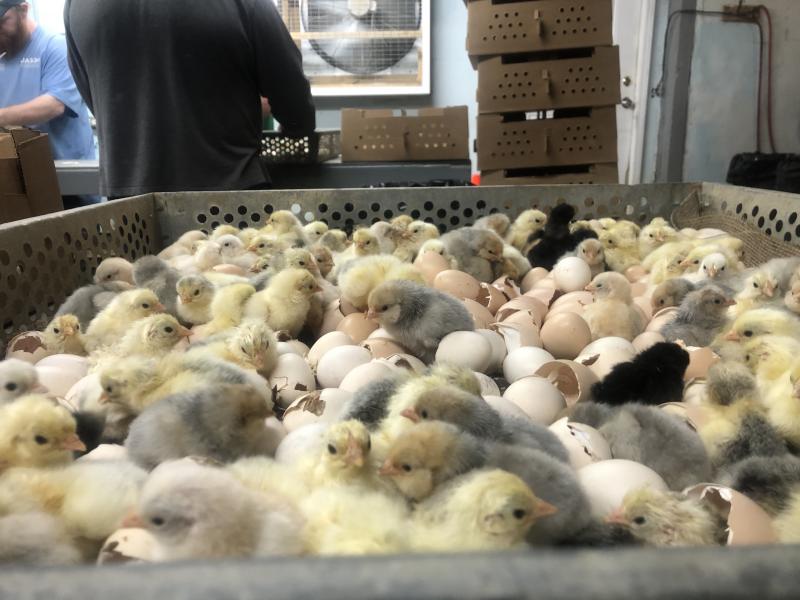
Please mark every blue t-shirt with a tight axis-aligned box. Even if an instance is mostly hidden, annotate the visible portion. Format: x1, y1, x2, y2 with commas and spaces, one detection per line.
0, 27, 95, 160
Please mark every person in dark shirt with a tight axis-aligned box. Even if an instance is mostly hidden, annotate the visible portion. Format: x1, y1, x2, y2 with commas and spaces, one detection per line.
64, 0, 315, 198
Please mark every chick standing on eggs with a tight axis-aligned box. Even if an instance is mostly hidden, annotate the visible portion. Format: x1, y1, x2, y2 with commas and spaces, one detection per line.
609, 487, 727, 547
188, 320, 278, 376
564, 238, 606, 277
506, 209, 547, 251
244, 268, 320, 337
110, 314, 191, 359
125, 383, 272, 470
660, 285, 735, 347
132, 256, 182, 317
334, 228, 381, 269
0, 359, 40, 405
366, 280, 474, 364
42, 314, 86, 356
175, 275, 215, 325
650, 278, 696, 312
440, 227, 505, 282
582, 272, 644, 341
418, 239, 458, 268
94, 257, 134, 286
599, 230, 641, 273
130, 460, 305, 560
337, 254, 425, 312
84, 289, 164, 351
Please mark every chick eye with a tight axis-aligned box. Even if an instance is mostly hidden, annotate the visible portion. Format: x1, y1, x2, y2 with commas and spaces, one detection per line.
53, 328, 60, 334
535, 219, 542, 224
105, 386, 113, 393
596, 284, 602, 288
164, 327, 173, 334
76, 324, 81, 330
721, 266, 725, 271
299, 261, 306, 266
194, 290, 200, 296
754, 282, 759, 288
240, 346, 248, 354
633, 516, 646, 525
5, 382, 17, 392
659, 299, 665, 305
366, 437, 371, 450
513, 509, 527, 520
150, 517, 165, 527
649, 234, 654, 239
142, 303, 150, 309
327, 444, 337, 455
744, 331, 754, 337
693, 260, 700, 265
34, 435, 48, 445
401, 464, 412, 472
714, 299, 721, 305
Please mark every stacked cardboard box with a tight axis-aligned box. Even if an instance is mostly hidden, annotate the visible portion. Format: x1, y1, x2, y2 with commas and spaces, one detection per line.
467, 0, 620, 185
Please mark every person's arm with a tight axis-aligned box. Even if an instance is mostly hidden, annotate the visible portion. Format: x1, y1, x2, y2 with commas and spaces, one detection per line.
248, 0, 315, 137
63, 0, 94, 113
0, 94, 65, 126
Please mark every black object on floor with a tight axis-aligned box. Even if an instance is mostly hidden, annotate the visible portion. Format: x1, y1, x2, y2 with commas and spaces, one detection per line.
727, 153, 800, 193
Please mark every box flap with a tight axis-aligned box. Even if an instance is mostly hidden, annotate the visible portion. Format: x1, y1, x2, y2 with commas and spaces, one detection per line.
0, 133, 18, 159
15, 133, 63, 216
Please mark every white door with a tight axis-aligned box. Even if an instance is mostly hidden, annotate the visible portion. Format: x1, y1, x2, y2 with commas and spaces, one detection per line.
613, 0, 655, 184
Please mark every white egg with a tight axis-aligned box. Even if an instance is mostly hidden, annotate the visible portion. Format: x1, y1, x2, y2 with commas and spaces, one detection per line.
316, 345, 372, 389
35, 365, 83, 398
66, 373, 102, 412
276, 340, 309, 357
307, 331, 354, 368
473, 371, 501, 396
548, 417, 611, 470
263, 416, 287, 456
268, 353, 317, 408
502, 347, 555, 383
78, 444, 129, 463
368, 328, 399, 341
579, 337, 636, 357
552, 257, 592, 293
503, 377, 566, 425
577, 459, 669, 519
339, 360, 396, 393
283, 389, 353, 432
274, 423, 327, 466
36, 354, 89, 375
435, 331, 493, 373
475, 329, 507, 375
483, 395, 530, 420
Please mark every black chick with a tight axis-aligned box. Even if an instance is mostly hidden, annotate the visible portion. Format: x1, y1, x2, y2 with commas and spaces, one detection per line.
526, 204, 597, 270
591, 342, 690, 406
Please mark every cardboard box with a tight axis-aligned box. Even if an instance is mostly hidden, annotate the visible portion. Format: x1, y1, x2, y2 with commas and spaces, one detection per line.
481, 163, 618, 186
477, 46, 621, 114
0, 127, 63, 224
477, 106, 617, 171
467, 0, 613, 65
341, 107, 470, 162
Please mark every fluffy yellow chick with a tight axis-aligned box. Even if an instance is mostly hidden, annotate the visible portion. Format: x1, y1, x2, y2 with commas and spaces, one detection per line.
176, 275, 215, 325
338, 255, 425, 312
110, 314, 191, 359
642, 240, 694, 272
301, 420, 384, 490
198, 283, 256, 336
237, 227, 261, 247
98, 357, 164, 414
720, 308, 800, 344
318, 229, 349, 253
608, 487, 726, 546
639, 221, 679, 258
158, 230, 207, 260
393, 221, 439, 262
412, 469, 556, 552
391, 215, 414, 230
303, 221, 329, 243
649, 249, 691, 285
246, 234, 289, 257
575, 238, 606, 277
680, 244, 737, 274
43, 314, 86, 356
599, 230, 641, 272
94, 257, 135, 286
741, 335, 800, 384
506, 209, 547, 251
764, 361, 800, 446
730, 271, 779, 318
228, 456, 310, 506
418, 239, 458, 268
188, 320, 278, 376
262, 210, 306, 243
774, 491, 800, 543
0, 395, 84, 470
583, 272, 644, 340
334, 229, 381, 269
244, 268, 320, 337
84, 289, 164, 351
608, 220, 641, 242
210, 225, 240, 241
310, 245, 334, 279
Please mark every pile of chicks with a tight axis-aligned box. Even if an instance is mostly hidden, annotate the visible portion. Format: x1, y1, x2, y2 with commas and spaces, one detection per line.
2, 202, 800, 566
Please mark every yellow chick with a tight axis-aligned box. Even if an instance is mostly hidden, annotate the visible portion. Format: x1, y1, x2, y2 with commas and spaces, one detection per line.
109, 313, 191, 359
411, 469, 556, 552
391, 215, 414, 230
0, 395, 85, 470
741, 336, 800, 384
197, 283, 256, 336
318, 229, 349, 253
393, 221, 439, 262
608, 219, 641, 242
575, 238, 606, 277
774, 491, 800, 543
338, 254, 425, 312
244, 268, 320, 337
94, 257, 135, 286
158, 230, 208, 260
730, 271, 779, 318
310, 245, 335, 279
583, 272, 644, 340
642, 240, 694, 272
680, 244, 737, 274
84, 289, 164, 351
188, 320, 278, 376
176, 275, 215, 325
649, 249, 691, 285
262, 210, 306, 243
608, 487, 726, 547
506, 209, 547, 251
638, 220, 679, 258
210, 225, 240, 241
764, 361, 800, 446
98, 357, 164, 414
720, 308, 800, 344
599, 230, 641, 273
43, 314, 86, 356
784, 282, 800, 315
418, 239, 458, 268
246, 234, 289, 257
334, 229, 381, 270
237, 227, 261, 248
303, 221, 329, 244
301, 420, 384, 491
228, 456, 310, 506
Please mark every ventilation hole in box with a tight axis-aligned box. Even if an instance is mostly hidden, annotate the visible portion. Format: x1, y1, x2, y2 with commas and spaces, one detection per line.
477, 200, 487, 210
211, 222, 220, 230
79, 260, 87, 273
766, 228, 772, 236
64, 232, 72, 245
370, 203, 380, 212
22, 243, 33, 258
332, 211, 342, 221
345, 219, 355, 230
437, 209, 447, 218
758, 217, 765, 228
0, 251, 8, 266
224, 214, 234, 224
786, 233, 793, 242
790, 212, 798, 225
344, 203, 354, 213
411, 210, 421, 219
751, 206, 759, 217
736, 203, 743, 214
81, 227, 89, 241
123, 244, 129, 254
450, 216, 460, 226
424, 201, 434, 211
358, 211, 368, 220
209, 205, 220, 216
383, 210, 393, 219
318, 203, 328, 214
769, 208, 778, 221
7, 275, 16, 290
776, 221, 784, 233
75, 240, 83, 251
464, 208, 474, 218
29, 266, 38, 281
44, 236, 53, 251
237, 205, 248, 216
450, 201, 461, 210
251, 213, 261, 223
238, 221, 248, 230
122, 215, 129, 226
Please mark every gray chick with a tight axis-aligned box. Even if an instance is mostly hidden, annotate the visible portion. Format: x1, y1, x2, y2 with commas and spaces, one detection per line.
340, 374, 409, 430
0, 512, 82, 566
568, 401, 616, 428
133, 256, 181, 316
473, 214, 511, 237
721, 454, 800, 516
0, 359, 40, 405
501, 414, 570, 463
596, 404, 712, 490
56, 281, 130, 329
650, 278, 696, 312
762, 257, 800, 292
125, 383, 272, 470
366, 279, 474, 364
660, 285, 734, 346
440, 227, 505, 282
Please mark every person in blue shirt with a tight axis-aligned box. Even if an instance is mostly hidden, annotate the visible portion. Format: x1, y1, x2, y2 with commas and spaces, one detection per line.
0, 0, 94, 162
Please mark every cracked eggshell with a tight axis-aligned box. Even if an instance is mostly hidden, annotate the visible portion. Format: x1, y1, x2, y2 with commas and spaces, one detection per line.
646, 306, 679, 333
474, 372, 501, 396
684, 346, 720, 381
549, 417, 611, 470
6, 330, 50, 364
339, 360, 395, 393
577, 459, 669, 520
535, 360, 598, 405
66, 373, 102, 411
434, 270, 481, 300
316, 345, 371, 389
497, 297, 548, 325
659, 402, 710, 431
484, 395, 529, 420
684, 484, 778, 546
503, 376, 566, 425
414, 251, 450, 285
283, 388, 353, 432
476, 329, 507, 375
462, 299, 494, 330
307, 331, 354, 368
383, 353, 427, 374
476, 283, 507, 315
436, 331, 492, 373
491, 322, 542, 353
502, 347, 555, 383
268, 354, 317, 408
553, 257, 592, 293
523, 287, 559, 308
500, 309, 544, 334
521, 267, 550, 293
633, 331, 664, 353
493, 277, 522, 299
97, 529, 158, 565
540, 313, 592, 359
362, 338, 407, 359
337, 313, 379, 343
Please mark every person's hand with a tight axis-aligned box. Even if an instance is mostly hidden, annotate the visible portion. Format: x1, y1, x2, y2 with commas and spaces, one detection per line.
260, 97, 271, 116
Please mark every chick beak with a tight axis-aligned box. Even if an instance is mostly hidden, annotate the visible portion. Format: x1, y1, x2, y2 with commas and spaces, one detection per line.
605, 508, 628, 525
121, 512, 146, 529
365, 309, 378, 320
355, 242, 366, 251
707, 266, 718, 278
344, 437, 365, 468
656, 231, 666, 242
61, 434, 86, 452
98, 392, 110, 405
584, 284, 596, 292
311, 282, 323, 293
534, 500, 559, 519
63, 326, 76, 337
249, 263, 261, 273
724, 298, 737, 307
764, 283, 775, 298
178, 326, 193, 339
793, 288, 800, 302
678, 258, 691, 269
153, 303, 166, 313
179, 294, 193, 304
378, 460, 402, 477
724, 330, 741, 342
400, 408, 421, 423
